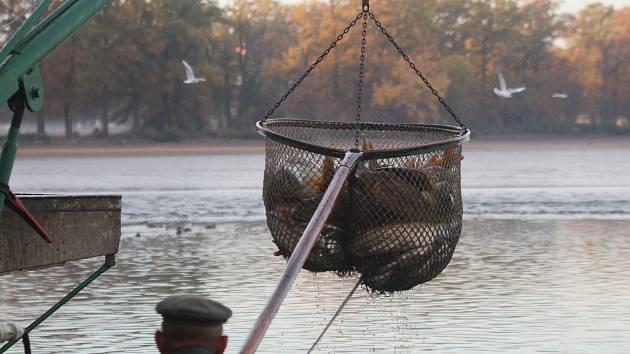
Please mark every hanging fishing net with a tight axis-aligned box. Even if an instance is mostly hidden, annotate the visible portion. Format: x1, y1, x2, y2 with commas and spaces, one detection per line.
258, 6, 469, 293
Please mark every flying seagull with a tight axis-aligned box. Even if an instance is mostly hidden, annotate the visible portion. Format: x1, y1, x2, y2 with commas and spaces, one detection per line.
182, 60, 206, 84
493, 72, 526, 98
552, 92, 568, 99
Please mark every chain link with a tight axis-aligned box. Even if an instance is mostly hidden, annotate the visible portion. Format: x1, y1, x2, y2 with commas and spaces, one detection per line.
260, 5, 467, 132
354, 12, 368, 149
260, 12, 364, 123
367, 12, 467, 130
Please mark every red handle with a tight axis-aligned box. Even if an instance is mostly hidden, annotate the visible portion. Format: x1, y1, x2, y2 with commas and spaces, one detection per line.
5, 192, 53, 244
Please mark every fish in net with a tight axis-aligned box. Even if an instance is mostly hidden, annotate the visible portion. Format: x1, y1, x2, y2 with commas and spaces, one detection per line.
261, 121, 466, 292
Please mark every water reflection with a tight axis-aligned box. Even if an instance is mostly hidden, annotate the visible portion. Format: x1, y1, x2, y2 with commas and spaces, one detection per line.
2, 147, 630, 353
2, 219, 630, 353
9, 148, 630, 221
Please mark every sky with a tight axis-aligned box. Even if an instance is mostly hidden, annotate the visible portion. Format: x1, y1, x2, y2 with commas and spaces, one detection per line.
217, 0, 630, 13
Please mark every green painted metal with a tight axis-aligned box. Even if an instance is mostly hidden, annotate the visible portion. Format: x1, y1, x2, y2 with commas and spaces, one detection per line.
0, 0, 52, 105
0, 0, 113, 216
22, 65, 44, 112
0, 0, 54, 69
0, 98, 25, 219
0, 127, 20, 184
0, 0, 113, 104
0, 255, 116, 353
0, 2, 118, 350
12, 0, 81, 53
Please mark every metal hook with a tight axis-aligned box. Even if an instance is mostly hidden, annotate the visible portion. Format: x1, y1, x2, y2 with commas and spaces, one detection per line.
362, 0, 369, 12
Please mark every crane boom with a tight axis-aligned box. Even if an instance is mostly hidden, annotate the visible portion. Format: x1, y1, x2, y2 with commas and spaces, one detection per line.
0, 0, 113, 220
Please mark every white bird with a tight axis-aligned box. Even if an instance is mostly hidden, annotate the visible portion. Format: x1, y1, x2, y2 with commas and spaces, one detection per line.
182, 60, 206, 84
493, 72, 526, 98
552, 92, 568, 99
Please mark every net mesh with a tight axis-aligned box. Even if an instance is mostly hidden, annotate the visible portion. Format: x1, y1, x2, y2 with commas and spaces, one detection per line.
261, 119, 465, 292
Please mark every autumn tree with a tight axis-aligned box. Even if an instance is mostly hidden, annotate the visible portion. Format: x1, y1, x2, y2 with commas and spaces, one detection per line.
221, 0, 293, 129
2, 0, 628, 138
564, 4, 630, 129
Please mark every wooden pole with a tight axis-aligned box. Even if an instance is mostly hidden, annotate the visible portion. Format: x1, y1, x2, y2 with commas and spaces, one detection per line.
239, 151, 363, 354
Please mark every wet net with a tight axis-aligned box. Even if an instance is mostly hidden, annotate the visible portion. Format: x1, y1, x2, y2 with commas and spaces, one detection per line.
260, 119, 467, 292
256, 4, 470, 293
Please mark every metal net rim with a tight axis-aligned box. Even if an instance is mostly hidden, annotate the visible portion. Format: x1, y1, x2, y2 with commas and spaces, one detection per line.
257, 118, 470, 159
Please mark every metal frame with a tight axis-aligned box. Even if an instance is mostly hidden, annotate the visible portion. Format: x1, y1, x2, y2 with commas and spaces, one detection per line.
257, 118, 471, 160
0, 3, 119, 353
0, 255, 116, 353
250, 117, 470, 352
0, 0, 113, 215
0, 0, 113, 104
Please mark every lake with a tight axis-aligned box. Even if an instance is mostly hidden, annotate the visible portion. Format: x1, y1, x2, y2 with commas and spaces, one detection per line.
1, 141, 630, 353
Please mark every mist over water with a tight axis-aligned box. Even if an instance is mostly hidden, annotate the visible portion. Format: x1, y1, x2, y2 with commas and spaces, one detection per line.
2, 143, 630, 353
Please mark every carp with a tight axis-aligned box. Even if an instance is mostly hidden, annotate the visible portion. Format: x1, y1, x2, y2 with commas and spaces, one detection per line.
348, 222, 443, 292
267, 209, 350, 272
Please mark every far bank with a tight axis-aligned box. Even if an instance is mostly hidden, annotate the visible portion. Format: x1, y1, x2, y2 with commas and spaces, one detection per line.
13, 134, 630, 157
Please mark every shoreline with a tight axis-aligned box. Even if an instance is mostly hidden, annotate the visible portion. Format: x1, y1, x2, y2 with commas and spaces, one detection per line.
13, 134, 630, 157
15, 139, 266, 157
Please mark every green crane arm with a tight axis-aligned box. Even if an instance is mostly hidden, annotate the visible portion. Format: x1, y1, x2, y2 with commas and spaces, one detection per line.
0, 0, 113, 221
0, 0, 113, 104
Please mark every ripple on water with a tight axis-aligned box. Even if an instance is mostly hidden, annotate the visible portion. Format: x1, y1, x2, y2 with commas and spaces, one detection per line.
4, 150, 630, 352
2, 220, 630, 353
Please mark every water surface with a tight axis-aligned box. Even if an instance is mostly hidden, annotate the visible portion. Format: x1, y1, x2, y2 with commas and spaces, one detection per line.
1, 144, 629, 353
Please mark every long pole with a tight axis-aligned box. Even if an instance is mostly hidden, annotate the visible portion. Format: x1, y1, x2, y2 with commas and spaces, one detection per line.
239, 151, 363, 354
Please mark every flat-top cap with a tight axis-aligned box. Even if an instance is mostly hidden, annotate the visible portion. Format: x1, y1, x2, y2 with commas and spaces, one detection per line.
156, 295, 232, 326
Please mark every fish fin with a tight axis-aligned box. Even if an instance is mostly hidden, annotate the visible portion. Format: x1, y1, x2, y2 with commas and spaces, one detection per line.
368, 159, 379, 170
428, 154, 442, 166
442, 148, 463, 167
404, 157, 421, 169
306, 176, 322, 185
362, 137, 373, 151
322, 156, 335, 186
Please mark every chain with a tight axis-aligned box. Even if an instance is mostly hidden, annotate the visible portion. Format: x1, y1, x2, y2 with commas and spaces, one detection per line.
259, 1, 467, 131
260, 12, 364, 123
367, 12, 467, 130
354, 12, 368, 149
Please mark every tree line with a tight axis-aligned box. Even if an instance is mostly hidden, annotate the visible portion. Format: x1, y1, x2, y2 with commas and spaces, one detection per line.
1, 0, 629, 139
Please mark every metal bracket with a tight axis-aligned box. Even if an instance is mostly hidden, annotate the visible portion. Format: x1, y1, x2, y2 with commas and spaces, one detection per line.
21, 65, 44, 113
0, 0, 54, 64
340, 151, 364, 169
21, 334, 31, 354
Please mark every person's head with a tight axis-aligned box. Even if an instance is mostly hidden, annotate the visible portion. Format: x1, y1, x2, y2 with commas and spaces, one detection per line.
155, 295, 232, 354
